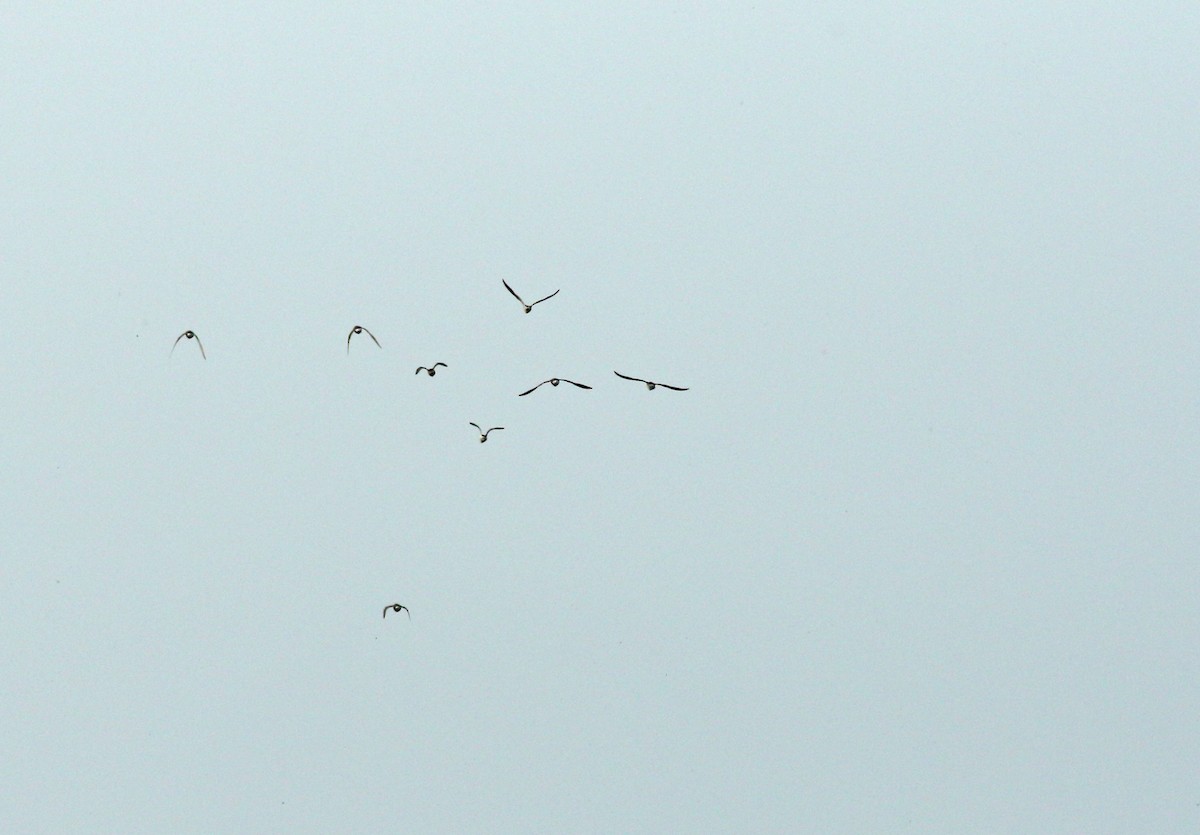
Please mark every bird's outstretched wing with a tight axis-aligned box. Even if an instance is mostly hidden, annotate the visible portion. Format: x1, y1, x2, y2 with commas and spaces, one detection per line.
657, 383, 689, 391
518, 380, 550, 396
415, 367, 428, 375
531, 288, 560, 307
170, 332, 187, 356
433, 362, 447, 369
614, 370, 649, 384
192, 333, 206, 360
382, 605, 392, 619
502, 280, 525, 306
361, 326, 381, 348
469, 422, 483, 433
561, 379, 592, 390
486, 427, 505, 435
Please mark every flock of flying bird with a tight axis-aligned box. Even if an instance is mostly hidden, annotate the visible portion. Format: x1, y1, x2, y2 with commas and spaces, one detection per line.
171, 280, 689, 622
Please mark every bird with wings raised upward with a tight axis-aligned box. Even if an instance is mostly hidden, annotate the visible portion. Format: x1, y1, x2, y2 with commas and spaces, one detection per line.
502, 280, 560, 314
469, 422, 504, 442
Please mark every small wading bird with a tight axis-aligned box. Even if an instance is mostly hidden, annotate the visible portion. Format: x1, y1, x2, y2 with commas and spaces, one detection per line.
347, 325, 381, 353
171, 330, 206, 359
502, 279, 560, 314
518, 378, 592, 396
415, 363, 448, 376
614, 371, 689, 391
469, 422, 504, 442
383, 603, 410, 620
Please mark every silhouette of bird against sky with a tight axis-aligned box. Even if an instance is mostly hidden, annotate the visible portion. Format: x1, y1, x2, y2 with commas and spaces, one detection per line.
614, 371, 688, 391
469, 422, 504, 442
502, 280, 560, 314
518, 378, 592, 396
347, 325, 381, 353
171, 330, 206, 359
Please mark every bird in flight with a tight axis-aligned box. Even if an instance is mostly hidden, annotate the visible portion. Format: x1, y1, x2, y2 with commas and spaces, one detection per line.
518, 378, 592, 396
614, 371, 689, 391
469, 422, 504, 442
347, 325, 381, 353
502, 280, 560, 314
383, 603, 410, 620
171, 330, 206, 359
415, 363, 448, 376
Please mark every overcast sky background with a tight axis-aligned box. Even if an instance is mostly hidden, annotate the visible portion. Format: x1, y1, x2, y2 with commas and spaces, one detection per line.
1, 3, 1197, 832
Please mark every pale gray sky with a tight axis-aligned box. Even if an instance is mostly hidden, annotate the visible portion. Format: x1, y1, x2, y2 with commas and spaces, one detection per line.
2, 3, 1198, 832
